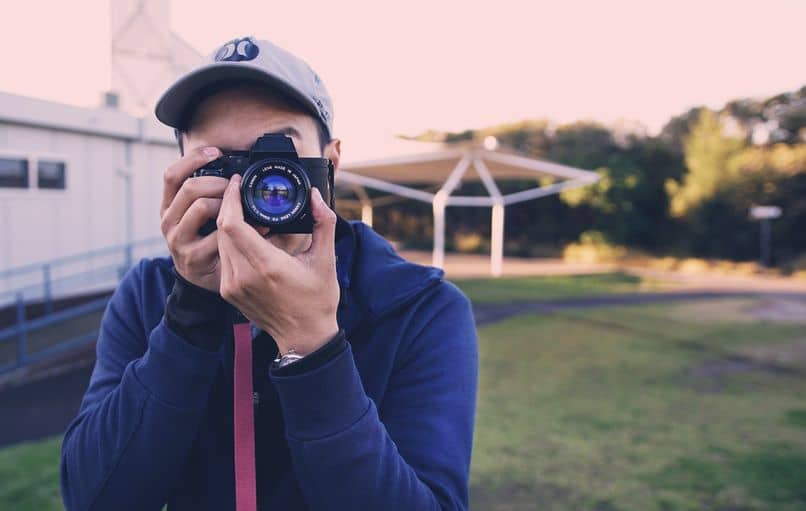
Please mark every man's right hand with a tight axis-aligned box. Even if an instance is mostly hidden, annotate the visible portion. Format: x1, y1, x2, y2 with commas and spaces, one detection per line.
160, 146, 228, 292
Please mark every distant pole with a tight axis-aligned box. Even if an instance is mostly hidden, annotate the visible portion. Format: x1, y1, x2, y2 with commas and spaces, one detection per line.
125, 173, 133, 269
116, 170, 134, 272
117, 143, 134, 273
760, 218, 771, 268
42, 264, 53, 315
15, 293, 27, 367
749, 206, 781, 268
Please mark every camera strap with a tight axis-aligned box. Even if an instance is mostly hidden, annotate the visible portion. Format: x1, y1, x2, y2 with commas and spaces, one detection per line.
233, 322, 257, 511
328, 162, 336, 208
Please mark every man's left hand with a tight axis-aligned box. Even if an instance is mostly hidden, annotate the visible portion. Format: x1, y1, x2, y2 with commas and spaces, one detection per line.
217, 174, 340, 356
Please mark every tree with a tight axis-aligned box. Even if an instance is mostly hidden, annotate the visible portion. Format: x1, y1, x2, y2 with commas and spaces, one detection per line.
667, 109, 746, 217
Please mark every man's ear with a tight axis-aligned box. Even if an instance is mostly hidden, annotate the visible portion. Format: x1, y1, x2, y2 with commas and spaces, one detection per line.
323, 138, 341, 174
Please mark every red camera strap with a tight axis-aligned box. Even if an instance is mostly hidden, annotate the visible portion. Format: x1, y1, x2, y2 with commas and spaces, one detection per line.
233, 323, 257, 511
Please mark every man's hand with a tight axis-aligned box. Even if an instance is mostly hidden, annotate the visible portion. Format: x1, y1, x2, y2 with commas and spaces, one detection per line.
160, 146, 227, 292
217, 174, 340, 355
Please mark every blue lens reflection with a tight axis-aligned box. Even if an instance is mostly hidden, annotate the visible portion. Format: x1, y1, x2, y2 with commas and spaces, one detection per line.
252, 174, 297, 216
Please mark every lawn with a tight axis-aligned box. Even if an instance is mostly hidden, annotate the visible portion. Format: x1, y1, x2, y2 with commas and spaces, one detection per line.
470, 299, 806, 510
2, 291, 805, 510
0, 436, 62, 510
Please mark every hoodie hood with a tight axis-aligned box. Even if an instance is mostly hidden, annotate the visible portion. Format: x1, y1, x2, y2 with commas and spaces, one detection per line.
339, 219, 445, 325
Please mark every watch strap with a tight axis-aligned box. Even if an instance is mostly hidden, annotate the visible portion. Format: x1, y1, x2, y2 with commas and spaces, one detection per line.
270, 330, 347, 376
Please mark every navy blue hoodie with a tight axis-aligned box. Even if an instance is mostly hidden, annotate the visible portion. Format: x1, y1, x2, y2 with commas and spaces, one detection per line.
60, 219, 478, 510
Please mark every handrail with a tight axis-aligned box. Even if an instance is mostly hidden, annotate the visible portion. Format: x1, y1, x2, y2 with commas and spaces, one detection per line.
0, 292, 112, 374
0, 237, 169, 373
0, 296, 110, 342
0, 261, 129, 304
0, 236, 165, 280
0, 237, 168, 311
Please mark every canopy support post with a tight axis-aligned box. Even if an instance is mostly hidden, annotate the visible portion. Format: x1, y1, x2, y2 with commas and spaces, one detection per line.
351, 184, 374, 227
491, 202, 504, 277
433, 193, 446, 269
431, 155, 471, 270
361, 204, 373, 227
474, 158, 505, 277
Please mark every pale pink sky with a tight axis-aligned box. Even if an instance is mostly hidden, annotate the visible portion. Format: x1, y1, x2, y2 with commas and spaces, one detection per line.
1, 0, 803, 155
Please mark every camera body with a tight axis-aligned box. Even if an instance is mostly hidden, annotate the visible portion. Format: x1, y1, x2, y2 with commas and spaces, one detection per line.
192, 133, 335, 235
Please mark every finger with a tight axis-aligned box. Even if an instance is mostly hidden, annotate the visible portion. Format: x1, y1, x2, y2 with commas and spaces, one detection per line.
193, 230, 219, 260
217, 224, 237, 295
218, 219, 257, 302
216, 176, 241, 277
161, 177, 228, 233
217, 174, 245, 227
160, 146, 221, 216
176, 230, 219, 270
185, 232, 218, 268
217, 175, 284, 266
172, 197, 223, 245
304, 187, 337, 264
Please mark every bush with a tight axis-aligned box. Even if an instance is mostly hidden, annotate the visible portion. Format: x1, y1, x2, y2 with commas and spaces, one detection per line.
781, 253, 806, 276
563, 231, 627, 263
452, 231, 487, 253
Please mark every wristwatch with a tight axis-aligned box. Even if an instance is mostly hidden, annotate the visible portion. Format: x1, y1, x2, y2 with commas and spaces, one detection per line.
272, 347, 305, 369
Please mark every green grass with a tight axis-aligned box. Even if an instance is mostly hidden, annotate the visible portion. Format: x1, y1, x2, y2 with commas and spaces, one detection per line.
453, 271, 655, 303
0, 436, 62, 511
470, 300, 806, 510
2, 295, 805, 510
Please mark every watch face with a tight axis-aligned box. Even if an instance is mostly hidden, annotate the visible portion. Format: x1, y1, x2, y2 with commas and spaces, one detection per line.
274, 353, 304, 369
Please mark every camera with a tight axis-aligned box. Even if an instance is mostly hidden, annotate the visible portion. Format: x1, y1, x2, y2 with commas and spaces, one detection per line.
192, 133, 335, 235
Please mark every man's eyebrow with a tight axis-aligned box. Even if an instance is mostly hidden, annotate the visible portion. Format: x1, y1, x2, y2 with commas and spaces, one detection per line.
218, 126, 305, 152
272, 126, 303, 139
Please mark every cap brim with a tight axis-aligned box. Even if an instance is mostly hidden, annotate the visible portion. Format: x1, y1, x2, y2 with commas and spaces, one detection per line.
154, 62, 320, 129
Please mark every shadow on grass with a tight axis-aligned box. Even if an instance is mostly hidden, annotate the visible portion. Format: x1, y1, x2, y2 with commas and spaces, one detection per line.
646, 446, 806, 509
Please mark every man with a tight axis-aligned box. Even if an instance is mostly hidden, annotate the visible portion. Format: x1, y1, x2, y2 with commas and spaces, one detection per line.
60, 36, 478, 511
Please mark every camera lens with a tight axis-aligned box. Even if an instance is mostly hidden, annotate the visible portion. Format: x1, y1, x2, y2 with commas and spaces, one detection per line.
241, 159, 310, 226
251, 174, 298, 216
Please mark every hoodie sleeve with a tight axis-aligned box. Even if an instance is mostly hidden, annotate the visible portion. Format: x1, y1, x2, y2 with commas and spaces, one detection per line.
60, 260, 222, 511
269, 282, 479, 511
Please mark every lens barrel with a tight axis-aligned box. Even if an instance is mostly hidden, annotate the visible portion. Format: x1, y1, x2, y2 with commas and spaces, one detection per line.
240, 159, 310, 226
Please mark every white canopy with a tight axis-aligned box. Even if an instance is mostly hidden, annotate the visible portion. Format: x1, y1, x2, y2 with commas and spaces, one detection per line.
336, 138, 599, 276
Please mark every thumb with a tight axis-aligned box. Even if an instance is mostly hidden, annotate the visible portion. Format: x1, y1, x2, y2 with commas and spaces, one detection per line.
305, 187, 337, 265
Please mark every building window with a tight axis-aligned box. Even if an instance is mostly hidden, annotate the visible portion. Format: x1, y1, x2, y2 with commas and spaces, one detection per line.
38, 160, 66, 189
0, 158, 29, 188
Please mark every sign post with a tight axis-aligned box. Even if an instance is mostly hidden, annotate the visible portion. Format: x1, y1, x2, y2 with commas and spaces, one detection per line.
749, 206, 782, 268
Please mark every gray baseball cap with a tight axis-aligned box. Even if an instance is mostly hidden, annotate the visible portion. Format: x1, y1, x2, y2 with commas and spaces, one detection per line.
154, 36, 334, 138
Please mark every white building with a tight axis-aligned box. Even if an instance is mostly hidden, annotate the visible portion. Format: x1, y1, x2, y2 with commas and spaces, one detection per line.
0, 0, 198, 305
0, 92, 178, 303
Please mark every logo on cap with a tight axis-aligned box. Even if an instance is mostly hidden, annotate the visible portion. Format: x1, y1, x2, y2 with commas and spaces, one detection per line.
215, 37, 260, 62
313, 97, 330, 122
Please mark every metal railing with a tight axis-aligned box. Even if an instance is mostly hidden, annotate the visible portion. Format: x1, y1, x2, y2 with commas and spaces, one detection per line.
0, 294, 110, 373
0, 237, 166, 308
0, 238, 168, 374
